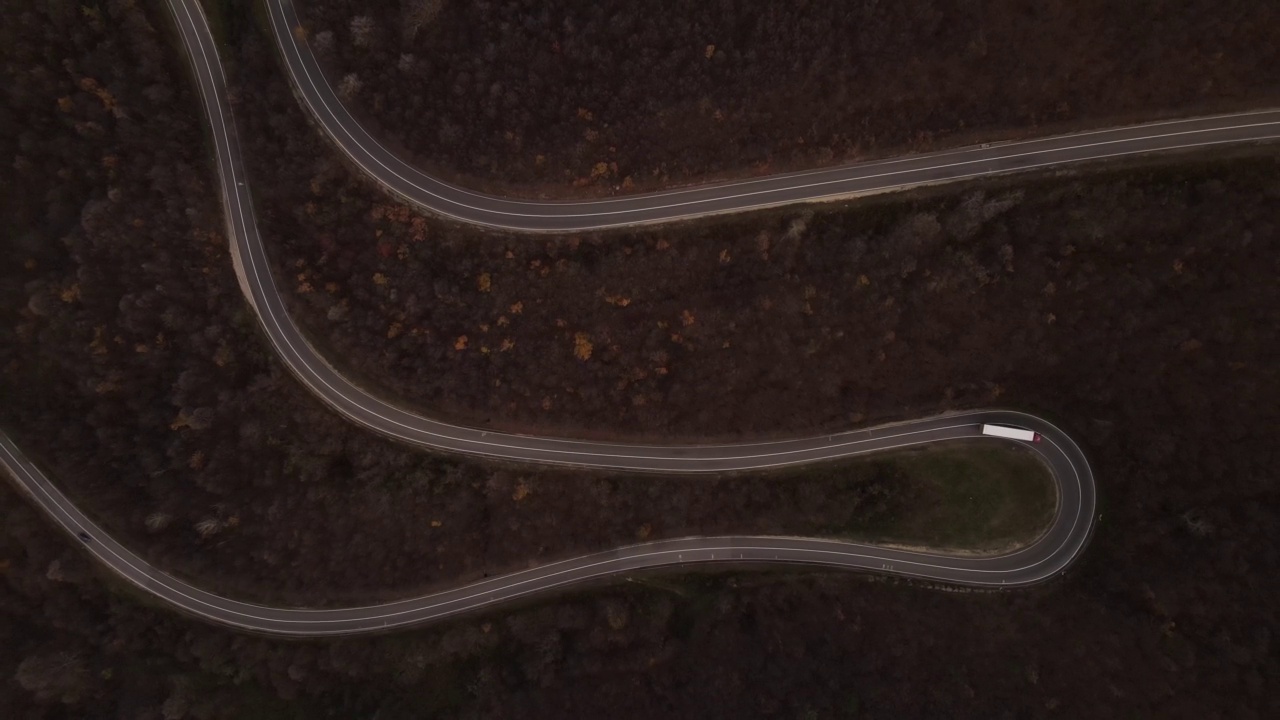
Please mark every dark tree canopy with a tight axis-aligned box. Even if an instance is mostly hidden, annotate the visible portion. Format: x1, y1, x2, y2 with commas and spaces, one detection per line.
1, 0, 1278, 718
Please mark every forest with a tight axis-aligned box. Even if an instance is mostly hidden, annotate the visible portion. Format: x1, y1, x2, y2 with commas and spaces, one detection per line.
0, 0, 1055, 611
243, 27, 1280, 448
2, 0, 1279, 717
297, 0, 1280, 194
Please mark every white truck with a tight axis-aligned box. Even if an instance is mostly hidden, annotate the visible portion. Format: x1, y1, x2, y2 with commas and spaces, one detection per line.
980, 424, 1040, 443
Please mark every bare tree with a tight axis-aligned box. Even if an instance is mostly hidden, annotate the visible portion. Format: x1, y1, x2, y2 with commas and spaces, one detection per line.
403, 0, 444, 42
313, 29, 334, 54
146, 511, 173, 532
349, 15, 375, 48
195, 517, 223, 538
337, 73, 362, 101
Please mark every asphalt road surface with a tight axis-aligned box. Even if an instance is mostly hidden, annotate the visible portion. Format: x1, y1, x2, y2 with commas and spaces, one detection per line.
1, 410, 1095, 636
267, 0, 1280, 232
0, 0, 1111, 635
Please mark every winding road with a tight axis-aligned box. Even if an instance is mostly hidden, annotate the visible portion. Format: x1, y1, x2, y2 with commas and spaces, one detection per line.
1, 411, 1093, 636
267, 0, 1280, 232
42, 0, 1280, 634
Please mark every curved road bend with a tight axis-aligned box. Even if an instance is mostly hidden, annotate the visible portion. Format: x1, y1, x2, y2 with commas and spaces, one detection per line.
266, 0, 1280, 232
2, 412, 1094, 636
0, 1, 1102, 636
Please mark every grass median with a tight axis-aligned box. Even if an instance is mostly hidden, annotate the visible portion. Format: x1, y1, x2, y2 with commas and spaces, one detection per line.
769, 443, 1057, 553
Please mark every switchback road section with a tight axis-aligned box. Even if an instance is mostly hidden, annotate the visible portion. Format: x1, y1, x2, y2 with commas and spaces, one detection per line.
0, 0, 1103, 637
1, 410, 1095, 636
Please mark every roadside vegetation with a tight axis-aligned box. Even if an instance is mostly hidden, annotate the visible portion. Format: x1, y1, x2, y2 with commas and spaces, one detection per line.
0, 0, 1050, 610
296, 0, 1280, 195
249, 53, 1280, 452
1, 0, 1277, 717
789, 446, 1056, 552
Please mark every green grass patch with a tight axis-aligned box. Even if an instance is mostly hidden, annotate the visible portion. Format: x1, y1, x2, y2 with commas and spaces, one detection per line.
778, 443, 1057, 552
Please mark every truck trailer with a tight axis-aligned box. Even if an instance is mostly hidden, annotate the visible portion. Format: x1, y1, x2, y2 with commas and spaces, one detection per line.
980, 424, 1040, 443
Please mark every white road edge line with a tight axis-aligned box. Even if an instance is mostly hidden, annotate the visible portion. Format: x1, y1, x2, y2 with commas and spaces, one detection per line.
0, 0, 1110, 636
